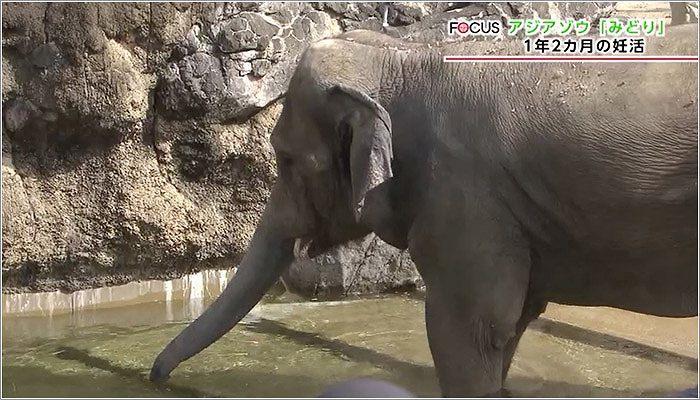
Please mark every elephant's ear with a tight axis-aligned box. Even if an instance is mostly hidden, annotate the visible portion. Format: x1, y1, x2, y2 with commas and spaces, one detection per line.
330, 85, 393, 222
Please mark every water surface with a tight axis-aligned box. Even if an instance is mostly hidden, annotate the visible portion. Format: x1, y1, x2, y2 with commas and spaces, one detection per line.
3, 294, 697, 397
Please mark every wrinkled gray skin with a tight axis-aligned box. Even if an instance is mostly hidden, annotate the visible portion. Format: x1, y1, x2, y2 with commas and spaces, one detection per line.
151, 26, 698, 396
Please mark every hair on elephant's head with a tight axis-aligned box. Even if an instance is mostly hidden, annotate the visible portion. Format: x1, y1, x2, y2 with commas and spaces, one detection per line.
150, 38, 397, 382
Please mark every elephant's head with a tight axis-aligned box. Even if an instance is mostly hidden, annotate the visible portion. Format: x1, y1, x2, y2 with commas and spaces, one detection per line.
150, 38, 397, 381
270, 77, 396, 256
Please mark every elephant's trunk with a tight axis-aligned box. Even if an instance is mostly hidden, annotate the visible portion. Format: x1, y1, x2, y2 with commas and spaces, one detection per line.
150, 189, 296, 382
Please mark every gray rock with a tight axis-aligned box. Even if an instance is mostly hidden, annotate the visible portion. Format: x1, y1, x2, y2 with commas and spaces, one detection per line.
237, 2, 260, 12
3, 99, 36, 133
322, 2, 351, 16
283, 234, 422, 298
227, 17, 249, 32
219, 28, 258, 53
267, 8, 294, 25
243, 12, 280, 38
268, 37, 286, 61
171, 44, 189, 60
234, 60, 253, 76
251, 59, 272, 77
30, 42, 62, 69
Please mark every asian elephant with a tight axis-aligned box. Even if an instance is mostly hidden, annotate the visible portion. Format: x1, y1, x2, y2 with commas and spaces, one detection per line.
151, 25, 698, 397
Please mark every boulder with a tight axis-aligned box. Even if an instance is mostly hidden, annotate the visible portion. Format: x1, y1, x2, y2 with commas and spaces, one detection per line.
284, 234, 422, 298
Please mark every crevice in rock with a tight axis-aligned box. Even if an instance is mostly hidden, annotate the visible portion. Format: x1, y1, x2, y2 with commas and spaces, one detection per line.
146, 86, 181, 197
43, 2, 51, 44
147, 2, 152, 73
343, 235, 380, 296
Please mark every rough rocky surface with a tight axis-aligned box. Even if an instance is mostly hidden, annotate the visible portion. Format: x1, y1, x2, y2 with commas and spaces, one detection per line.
3, 2, 618, 295
283, 234, 421, 298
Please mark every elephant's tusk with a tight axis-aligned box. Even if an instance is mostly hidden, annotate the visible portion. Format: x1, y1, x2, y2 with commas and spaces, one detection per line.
294, 237, 313, 260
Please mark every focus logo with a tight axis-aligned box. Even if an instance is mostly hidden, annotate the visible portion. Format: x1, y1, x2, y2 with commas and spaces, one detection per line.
448, 19, 502, 36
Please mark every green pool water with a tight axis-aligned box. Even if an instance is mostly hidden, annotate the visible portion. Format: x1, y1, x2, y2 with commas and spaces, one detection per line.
2, 294, 696, 397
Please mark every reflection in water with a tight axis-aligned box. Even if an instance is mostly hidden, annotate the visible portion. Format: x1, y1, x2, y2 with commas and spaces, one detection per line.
2, 295, 697, 398
185, 272, 205, 320
164, 280, 174, 322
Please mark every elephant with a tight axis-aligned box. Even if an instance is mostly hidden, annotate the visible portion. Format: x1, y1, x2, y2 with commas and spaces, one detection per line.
150, 25, 698, 397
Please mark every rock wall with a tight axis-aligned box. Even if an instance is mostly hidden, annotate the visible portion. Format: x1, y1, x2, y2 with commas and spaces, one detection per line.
2, 2, 615, 295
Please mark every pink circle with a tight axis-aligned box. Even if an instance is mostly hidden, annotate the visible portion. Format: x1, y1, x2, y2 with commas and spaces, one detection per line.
457, 22, 469, 34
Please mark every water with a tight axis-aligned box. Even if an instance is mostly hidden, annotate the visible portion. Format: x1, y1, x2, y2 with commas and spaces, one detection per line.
2, 293, 697, 397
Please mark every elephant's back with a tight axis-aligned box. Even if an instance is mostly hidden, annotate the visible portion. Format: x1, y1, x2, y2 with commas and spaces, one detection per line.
495, 55, 697, 259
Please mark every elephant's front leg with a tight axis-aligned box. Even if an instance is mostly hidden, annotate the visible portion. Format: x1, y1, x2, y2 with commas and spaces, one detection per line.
424, 264, 530, 397
412, 186, 532, 396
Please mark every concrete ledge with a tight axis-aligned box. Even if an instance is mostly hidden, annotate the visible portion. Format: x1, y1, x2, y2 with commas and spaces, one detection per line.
2, 268, 234, 317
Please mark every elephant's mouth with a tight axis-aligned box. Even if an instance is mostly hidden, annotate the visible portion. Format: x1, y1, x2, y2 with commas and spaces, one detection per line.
294, 216, 371, 260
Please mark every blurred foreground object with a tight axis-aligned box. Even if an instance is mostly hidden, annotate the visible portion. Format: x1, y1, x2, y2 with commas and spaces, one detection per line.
318, 378, 414, 398
673, 386, 699, 397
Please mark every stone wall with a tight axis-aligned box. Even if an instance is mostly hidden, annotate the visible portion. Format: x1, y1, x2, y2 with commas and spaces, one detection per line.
2, 2, 616, 295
